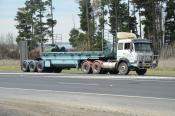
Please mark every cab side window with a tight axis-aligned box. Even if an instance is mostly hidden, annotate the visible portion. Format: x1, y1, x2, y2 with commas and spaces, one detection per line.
118, 43, 123, 50
124, 43, 130, 50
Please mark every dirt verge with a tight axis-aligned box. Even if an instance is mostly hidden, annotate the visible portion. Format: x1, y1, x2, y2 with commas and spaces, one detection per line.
0, 99, 129, 116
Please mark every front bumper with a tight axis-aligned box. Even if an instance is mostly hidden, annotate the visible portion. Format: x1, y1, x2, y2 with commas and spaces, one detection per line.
131, 55, 159, 69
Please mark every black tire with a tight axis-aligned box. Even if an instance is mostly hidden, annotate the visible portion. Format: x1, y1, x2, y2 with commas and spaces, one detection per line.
53, 68, 62, 73
118, 62, 129, 75
37, 61, 45, 73
29, 61, 37, 72
136, 69, 147, 75
22, 61, 29, 72
81, 61, 92, 74
92, 61, 102, 74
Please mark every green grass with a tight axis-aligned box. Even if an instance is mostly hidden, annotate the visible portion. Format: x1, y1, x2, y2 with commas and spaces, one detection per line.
62, 68, 81, 73
0, 65, 21, 71
0, 65, 175, 77
0, 60, 21, 71
0, 59, 174, 77
146, 68, 175, 76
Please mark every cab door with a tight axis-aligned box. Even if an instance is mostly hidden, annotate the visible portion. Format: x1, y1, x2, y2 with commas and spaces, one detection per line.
117, 42, 134, 61
123, 42, 132, 60
117, 42, 124, 60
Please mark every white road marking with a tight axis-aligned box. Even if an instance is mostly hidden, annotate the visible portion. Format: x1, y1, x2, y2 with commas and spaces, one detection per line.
0, 73, 57, 75
0, 73, 175, 81
57, 82, 99, 86
0, 87, 175, 101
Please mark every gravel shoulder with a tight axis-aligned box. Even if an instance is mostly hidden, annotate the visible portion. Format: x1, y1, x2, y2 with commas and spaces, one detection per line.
0, 99, 128, 116
0, 87, 174, 116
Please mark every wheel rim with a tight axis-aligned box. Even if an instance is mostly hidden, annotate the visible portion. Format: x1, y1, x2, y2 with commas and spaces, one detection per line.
30, 64, 34, 69
94, 64, 100, 72
92, 62, 101, 74
119, 63, 128, 74
23, 63, 26, 68
82, 64, 90, 72
23, 63, 27, 69
22, 61, 28, 71
38, 64, 42, 70
81, 61, 92, 74
37, 62, 44, 72
84, 64, 89, 70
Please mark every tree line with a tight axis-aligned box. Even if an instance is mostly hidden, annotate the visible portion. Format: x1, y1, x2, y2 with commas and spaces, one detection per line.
70, 0, 175, 53
0, 33, 19, 59
15, 0, 56, 51
15, 0, 175, 54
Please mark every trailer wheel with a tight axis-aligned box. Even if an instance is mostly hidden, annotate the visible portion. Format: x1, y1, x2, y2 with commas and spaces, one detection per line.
81, 61, 92, 74
92, 61, 102, 74
118, 62, 129, 75
22, 61, 29, 72
37, 61, 45, 73
29, 61, 37, 72
136, 69, 147, 75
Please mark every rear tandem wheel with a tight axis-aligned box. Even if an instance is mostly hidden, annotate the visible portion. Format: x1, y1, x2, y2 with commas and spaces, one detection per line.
81, 61, 92, 74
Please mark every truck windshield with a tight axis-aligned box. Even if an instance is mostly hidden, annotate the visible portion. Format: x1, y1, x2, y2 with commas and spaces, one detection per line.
134, 43, 152, 52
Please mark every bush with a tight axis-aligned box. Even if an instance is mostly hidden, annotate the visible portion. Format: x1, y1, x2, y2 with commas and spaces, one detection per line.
160, 42, 175, 59
0, 33, 20, 59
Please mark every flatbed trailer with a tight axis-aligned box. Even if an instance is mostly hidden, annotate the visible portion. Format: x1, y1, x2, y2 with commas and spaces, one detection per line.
22, 50, 116, 74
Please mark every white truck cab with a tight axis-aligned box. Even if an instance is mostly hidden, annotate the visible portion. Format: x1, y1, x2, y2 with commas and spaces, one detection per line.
115, 32, 159, 75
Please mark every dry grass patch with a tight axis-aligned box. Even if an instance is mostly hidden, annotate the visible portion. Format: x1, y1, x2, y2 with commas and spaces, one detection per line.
0, 59, 20, 71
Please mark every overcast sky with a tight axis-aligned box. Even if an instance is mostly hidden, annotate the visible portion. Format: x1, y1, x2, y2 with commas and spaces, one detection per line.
0, 0, 80, 42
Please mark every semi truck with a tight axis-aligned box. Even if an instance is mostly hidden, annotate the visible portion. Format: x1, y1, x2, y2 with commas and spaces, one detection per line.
22, 32, 159, 75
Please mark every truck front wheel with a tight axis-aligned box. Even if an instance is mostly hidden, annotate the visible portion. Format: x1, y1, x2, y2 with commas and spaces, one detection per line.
118, 62, 129, 75
81, 61, 92, 74
136, 69, 147, 75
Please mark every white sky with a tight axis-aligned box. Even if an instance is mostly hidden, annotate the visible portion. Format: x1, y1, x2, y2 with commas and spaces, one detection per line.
0, 0, 80, 42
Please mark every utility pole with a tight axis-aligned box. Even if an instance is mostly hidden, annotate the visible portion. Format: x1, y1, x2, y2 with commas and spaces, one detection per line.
101, 1, 105, 52
92, 0, 95, 50
133, 3, 137, 35
139, 8, 142, 38
128, 0, 130, 31
85, 0, 91, 50
39, 1, 43, 52
50, 0, 54, 45
72, 14, 76, 28
115, 0, 119, 60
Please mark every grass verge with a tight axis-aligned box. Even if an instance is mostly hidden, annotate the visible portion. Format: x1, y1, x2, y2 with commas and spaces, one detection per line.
0, 60, 21, 72
146, 68, 175, 77
0, 65, 20, 71
0, 59, 174, 77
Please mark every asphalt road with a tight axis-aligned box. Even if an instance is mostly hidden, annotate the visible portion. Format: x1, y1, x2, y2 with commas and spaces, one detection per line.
0, 73, 174, 116
0, 73, 174, 99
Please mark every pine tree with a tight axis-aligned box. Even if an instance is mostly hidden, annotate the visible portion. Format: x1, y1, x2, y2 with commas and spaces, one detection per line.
165, 0, 175, 44
109, 0, 129, 35
132, 0, 165, 53
15, 0, 57, 50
